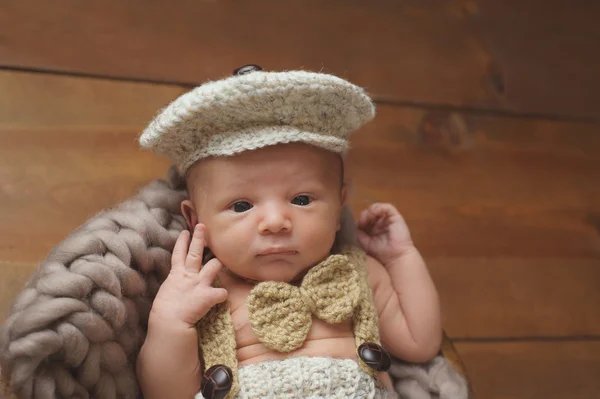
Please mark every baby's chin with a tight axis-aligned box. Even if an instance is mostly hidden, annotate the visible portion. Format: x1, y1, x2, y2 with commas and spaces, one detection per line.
229, 260, 310, 284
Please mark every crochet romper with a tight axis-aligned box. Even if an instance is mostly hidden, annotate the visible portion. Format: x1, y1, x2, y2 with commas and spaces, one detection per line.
194, 245, 394, 399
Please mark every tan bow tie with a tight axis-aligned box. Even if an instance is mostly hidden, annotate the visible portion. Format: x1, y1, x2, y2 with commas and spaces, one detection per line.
246, 253, 361, 352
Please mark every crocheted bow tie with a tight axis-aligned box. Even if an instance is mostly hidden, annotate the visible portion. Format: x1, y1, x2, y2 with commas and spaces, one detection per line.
246, 253, 361, 352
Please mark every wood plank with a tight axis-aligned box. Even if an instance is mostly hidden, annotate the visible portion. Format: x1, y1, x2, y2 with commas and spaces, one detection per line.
0, 1, 490, 108
0, 70, 185, 129
431, 258, 600, 338
455, 340, 600, 399
473, 0, 600, 121
0, 0, 600, 119
1, 1, 598, 120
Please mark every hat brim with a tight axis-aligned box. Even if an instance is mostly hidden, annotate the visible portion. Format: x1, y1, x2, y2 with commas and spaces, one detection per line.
180, 125, 348, 173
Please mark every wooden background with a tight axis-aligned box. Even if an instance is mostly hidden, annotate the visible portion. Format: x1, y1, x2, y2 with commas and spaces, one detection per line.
1, 1, 599, 398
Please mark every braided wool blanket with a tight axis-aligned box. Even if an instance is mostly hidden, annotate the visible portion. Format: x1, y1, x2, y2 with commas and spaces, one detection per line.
0, 167, 469, 399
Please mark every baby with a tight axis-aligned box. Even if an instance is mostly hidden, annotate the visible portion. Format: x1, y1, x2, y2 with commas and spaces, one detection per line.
136, 66, 442, 399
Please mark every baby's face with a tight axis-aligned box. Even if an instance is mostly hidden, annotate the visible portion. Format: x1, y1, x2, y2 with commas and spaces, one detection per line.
184, 143, 346, 283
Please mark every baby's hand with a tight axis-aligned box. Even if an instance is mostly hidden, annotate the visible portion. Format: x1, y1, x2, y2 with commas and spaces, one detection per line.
149, 224, 227, 328
357, 203, 415, 266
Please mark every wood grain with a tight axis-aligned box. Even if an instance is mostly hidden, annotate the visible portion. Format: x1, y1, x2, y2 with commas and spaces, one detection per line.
0, 1, 489, 106
0, 70, 185, 129
1, 1, 599, 119
430, 258, 600, 338
456, 340, 600, 399
473, 0, 600, 121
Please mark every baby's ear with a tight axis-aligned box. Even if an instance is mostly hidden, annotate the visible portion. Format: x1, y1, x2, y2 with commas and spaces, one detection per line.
336, 185, 348, 232
180, 199, 199, 232
341, 185, 348, 206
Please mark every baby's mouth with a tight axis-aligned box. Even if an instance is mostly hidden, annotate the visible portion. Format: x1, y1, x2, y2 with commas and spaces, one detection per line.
257, 248, 297, 256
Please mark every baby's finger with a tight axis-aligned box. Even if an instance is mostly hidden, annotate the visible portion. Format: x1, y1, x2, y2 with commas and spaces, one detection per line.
198, 258, 223, 285
194, 286, 228, 311
369, 217, 386, 235
358, 208, 378, 228
369, 203, 389, 218
171, 230, 190, 271
209, 287, 228, 305
185, 224, 206, 272
372, 203, 400, 218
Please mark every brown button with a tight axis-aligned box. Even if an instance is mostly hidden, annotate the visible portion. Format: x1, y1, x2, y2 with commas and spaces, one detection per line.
233, 64, 263, 76
357, 342, 392, 372
201, 364, 233, 399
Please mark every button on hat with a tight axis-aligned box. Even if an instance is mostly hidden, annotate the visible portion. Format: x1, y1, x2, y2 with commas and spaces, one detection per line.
233, 64, 263, 75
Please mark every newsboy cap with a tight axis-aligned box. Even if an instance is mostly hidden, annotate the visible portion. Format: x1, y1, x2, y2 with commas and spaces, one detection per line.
139, 65, 375, 174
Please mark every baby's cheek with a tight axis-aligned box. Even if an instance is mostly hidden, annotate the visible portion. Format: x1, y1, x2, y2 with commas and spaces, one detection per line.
211, 233, 250, 266
307, 227, 337, 258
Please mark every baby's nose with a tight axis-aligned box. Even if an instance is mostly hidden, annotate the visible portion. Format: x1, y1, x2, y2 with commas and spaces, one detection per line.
258, 206, 292, 234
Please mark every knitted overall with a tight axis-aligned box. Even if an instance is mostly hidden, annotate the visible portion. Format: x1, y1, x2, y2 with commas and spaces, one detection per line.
196, 245, 393, 399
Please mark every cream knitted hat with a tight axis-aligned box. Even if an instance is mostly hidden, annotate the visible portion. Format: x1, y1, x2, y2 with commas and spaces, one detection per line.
139, 66, 375, 174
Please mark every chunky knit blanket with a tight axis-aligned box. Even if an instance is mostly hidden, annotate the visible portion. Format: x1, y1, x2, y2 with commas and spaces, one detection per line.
0, 167, 470, 399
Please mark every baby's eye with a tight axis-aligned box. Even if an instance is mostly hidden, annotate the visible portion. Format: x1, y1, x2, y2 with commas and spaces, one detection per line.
291, 195, 312, 206
231, 201, 253, 213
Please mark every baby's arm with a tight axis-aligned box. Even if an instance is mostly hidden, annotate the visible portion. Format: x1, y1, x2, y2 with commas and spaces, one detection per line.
137, 225, 227, 399
358, 203, 442, 363
137, 319, 202, 399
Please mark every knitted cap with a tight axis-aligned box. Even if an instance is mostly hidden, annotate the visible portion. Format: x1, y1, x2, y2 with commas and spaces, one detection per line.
139, 66, 375, 174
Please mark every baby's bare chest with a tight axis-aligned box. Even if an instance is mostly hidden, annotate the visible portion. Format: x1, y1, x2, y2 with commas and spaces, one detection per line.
226, 284, 358, 366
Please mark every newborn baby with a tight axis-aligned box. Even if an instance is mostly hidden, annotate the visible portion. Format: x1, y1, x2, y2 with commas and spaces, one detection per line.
136, 66, 442, 399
